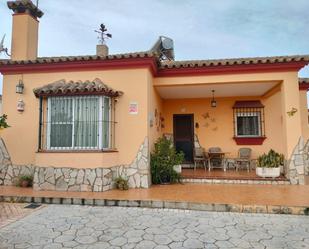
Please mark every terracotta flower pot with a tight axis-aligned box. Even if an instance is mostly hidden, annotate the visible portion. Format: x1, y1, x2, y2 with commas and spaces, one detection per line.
21, 180, 29, 188
117, 183, 124, 190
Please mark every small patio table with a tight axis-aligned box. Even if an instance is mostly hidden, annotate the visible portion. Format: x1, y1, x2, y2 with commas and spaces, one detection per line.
206, 152, 230, 171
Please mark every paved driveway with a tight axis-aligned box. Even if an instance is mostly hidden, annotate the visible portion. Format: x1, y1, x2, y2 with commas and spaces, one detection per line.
0, 205, 308, 249
0, 203, 45, 228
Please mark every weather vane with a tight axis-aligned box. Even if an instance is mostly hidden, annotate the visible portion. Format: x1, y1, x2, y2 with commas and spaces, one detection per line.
95, 24, 112, 45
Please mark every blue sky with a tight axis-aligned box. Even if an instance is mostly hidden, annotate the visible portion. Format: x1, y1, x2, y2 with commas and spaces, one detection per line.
0, 0, 309, 93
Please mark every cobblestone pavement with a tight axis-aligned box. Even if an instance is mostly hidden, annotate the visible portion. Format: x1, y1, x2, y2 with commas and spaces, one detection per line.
0, 203, 44, 228
0, 205, 309, 249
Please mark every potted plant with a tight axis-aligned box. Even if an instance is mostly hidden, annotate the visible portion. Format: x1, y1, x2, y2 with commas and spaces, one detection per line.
0, 114, 10, 135
151, 136, 184, 184
114, 176, 129, 190
19, 175, 33, 188
256, 149, 284, 178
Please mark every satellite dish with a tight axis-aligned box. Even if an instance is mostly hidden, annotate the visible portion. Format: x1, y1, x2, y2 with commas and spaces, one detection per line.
150, 36, 175, 61
0, 34, 10, 57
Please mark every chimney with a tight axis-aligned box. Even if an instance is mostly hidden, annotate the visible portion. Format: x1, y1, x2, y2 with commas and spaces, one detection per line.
7, 0, 44, 61
96, 44, 109, 57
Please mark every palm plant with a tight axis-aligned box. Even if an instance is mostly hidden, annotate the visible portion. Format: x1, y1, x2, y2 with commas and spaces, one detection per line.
257, 149, 284, 168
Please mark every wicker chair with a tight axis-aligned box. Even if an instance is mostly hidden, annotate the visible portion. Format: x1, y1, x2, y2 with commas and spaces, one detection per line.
193, 147, 207, 171
235, 148, 252, 171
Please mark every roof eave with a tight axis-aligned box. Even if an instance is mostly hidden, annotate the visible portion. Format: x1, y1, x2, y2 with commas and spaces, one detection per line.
0, 55, 159, 76
158, 60, 309, 77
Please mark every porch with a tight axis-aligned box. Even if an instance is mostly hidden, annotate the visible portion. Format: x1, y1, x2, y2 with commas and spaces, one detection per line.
152, 74, 296, 182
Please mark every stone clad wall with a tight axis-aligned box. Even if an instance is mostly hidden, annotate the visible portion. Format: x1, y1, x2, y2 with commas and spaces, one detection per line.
0, 138, 11, 185
0, 139, 36, 186
2, 135, 308, 187
0, 137, 151, 191
286, 137, 308, 185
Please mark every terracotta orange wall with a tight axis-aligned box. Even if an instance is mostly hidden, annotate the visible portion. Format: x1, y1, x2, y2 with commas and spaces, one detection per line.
154, 72, 295, 87
299, 90, 309, 140
148, 72, 163, 152
2, 68, 150, 168
11, 14, 39, 61
162, 92, 284, 159
163, 93, 284, 157
279, 73, 303, 157
2, 67, 304, 166
155, 71, 302, 158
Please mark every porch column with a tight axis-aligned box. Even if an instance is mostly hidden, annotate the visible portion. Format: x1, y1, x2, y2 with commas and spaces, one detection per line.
280, 74, 305, 184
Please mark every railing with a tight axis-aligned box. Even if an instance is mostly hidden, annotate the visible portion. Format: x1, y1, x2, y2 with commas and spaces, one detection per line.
38, 120, 117, 151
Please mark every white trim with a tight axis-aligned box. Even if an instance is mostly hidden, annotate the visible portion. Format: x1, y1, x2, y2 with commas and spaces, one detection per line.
235, 111, 261, 137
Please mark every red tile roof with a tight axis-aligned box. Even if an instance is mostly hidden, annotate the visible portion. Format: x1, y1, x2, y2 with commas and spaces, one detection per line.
33, 78, 123, 97
233, 101, 264, 108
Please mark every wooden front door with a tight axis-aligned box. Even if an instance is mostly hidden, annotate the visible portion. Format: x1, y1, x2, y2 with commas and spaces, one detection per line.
173, 114, 194, 163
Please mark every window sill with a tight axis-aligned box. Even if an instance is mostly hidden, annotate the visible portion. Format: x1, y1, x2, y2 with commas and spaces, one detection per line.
233, 137, 266, 145
37, 149, 118, 153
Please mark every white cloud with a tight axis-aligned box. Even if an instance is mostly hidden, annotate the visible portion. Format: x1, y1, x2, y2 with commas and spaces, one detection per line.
0, 0, 308, 93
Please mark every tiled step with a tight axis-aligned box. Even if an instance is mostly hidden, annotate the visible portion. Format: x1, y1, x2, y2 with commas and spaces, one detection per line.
1, 195, 308, 216
182, 178, 290, 185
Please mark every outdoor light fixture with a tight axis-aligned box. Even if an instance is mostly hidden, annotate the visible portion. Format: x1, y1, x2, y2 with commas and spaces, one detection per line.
211, 90, 217, 108
17, 99, 25, 112
16, 79, 24, 94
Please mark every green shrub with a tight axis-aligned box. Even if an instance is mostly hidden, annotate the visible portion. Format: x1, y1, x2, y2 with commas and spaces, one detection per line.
0, 114, 10, 130
114, 176, 129, 190
257, 149, 284, 168
151, 136, 184, 184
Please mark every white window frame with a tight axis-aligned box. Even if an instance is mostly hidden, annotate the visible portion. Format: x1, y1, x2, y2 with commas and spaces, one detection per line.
235, 111, 261, 137
47, 95, 111, 150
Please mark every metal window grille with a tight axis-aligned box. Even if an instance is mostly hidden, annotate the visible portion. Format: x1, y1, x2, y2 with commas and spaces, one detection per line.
38, 95, 117, 151
233, 106, 265, 137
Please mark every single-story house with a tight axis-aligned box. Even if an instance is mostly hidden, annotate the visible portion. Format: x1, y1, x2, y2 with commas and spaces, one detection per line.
0, 0, 309, 191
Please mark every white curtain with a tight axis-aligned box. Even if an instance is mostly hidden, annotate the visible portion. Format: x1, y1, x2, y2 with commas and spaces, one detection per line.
74, 96, 99, 149
49, 97, 73, 148
102, 97, 110, 148
48, 96, 110, 149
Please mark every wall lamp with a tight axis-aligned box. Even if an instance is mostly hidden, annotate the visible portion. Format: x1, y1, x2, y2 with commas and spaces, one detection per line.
16, 79, 24, 94
211, 90, 217, 108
